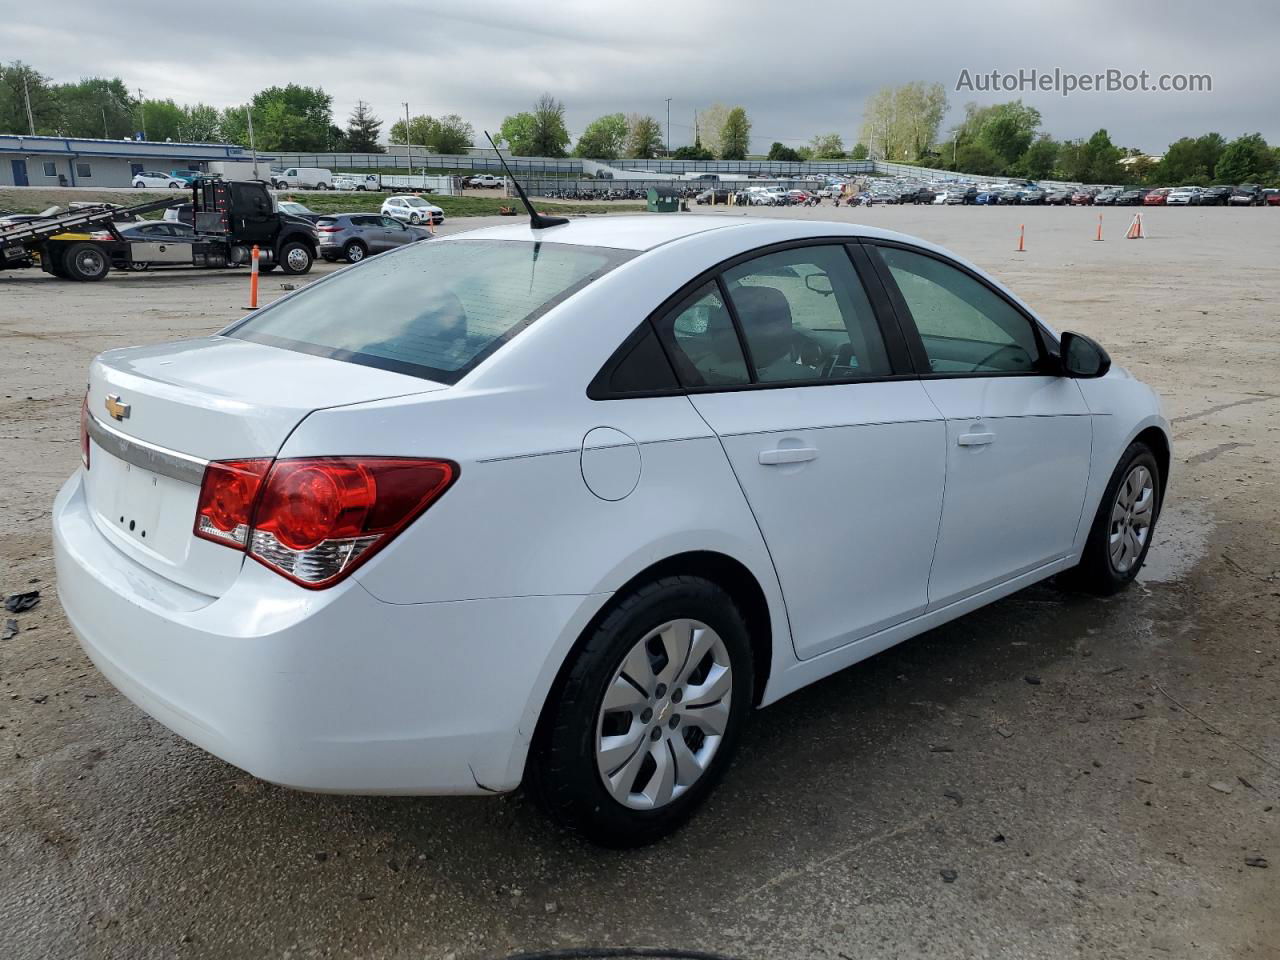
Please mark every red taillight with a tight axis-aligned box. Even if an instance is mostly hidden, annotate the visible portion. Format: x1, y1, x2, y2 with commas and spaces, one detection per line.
193, 456, 456, 588
194, 459, 272, 547
80, 391, 91, 469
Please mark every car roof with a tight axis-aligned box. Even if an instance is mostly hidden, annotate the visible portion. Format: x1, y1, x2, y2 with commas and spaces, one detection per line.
446, 214, 967, 255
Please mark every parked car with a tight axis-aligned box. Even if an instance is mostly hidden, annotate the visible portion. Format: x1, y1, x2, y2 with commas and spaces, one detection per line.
1044, 188, 1074, 205
467, 174, 504, 188
1116, 189, 1149, 205
940, 185, 977, 205
132, 171, 186, 189
1070, 188, 1098, 205
1142, 188, 1172, 206
1197, 186, 1232, 206
1263, 189, 1280, 206
1165, 187, 1202, 206
381, 195, 445, 225
277, 200, 322, 222
1229, 184, 1263, 206
104, 220, 197, 271
695, 189, 733, 205
1093, 189, 1121, 206
1018, 188, 1047, 205
974, 190, 1001, 205
996, 187, 1024, 204
169, 170, 203, 185
316, 213, 431, 262
271, 167, 333, 190
908, 186, 938, 204
56, 216, 1169, 846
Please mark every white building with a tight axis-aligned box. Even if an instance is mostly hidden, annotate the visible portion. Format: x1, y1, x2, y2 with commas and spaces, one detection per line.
0, 135, 272, 188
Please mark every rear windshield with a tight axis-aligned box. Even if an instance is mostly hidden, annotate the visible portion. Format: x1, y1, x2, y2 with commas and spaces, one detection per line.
225, 239, 633, 383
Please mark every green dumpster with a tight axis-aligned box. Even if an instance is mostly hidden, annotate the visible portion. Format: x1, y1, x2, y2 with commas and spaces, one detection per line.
646, 186, 680, 213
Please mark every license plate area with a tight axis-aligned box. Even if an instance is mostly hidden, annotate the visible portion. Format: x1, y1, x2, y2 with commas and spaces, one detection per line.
85, 446, 200, 569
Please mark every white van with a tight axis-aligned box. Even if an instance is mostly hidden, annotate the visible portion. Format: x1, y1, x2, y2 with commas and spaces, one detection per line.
271, 167, 333, 190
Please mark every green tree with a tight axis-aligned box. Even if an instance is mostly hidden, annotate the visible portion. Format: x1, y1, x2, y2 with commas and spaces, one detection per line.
952, 142, 1002, 176
979, 101, 1041, 168
767, 141, 801, 162
809, 133, 845, 159
1017, 135, 1059, 179
625, 114, 664, 159
574, 113, 628, 159
1215, 133, 1274, 184
345, 100, 383, 152
431, 114, 474, 154
228, 85, 334, 151
848, 142, 869, 160
53, 77, 133, 138
389, 114, 435, 146
1058, 129, 1123, 183
696, 104, 730, 157
719, 106, 750, 160
672, 143, 714, 161
183, 103, 222, 142
499, 94, 569, 156
1157, 134, 1222, 183
140, 98, 186, 141
0, 61, 60, 134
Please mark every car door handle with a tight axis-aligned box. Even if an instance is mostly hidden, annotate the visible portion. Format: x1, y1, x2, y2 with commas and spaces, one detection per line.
759, 447, 818, 465
957, 431, 995, 447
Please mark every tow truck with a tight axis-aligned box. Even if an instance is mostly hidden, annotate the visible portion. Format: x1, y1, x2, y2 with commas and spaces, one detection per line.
0, 179, 318, 281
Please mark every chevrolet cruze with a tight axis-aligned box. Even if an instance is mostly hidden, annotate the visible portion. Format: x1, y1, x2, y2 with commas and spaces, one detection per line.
55, 216, 1169, 845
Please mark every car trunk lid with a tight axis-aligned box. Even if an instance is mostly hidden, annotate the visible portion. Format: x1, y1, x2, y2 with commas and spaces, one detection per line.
83, 336, 443, 597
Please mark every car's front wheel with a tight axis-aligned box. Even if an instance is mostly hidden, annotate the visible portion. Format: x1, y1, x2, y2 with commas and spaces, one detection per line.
531, 576, 754, 847
1070, 440, 1161, 594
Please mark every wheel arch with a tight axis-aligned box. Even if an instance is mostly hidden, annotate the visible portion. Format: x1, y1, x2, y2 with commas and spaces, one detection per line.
522, 549, 776, 785
1134, 424, 1171, 500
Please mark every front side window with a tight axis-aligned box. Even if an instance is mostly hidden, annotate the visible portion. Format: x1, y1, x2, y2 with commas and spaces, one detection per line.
874, 245, 1043, 375
228, 240, 633, 383
721, 245, 890, 383
652, 282, 750, 387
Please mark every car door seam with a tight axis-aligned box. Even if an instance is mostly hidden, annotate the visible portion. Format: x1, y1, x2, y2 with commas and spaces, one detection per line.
681, 394, 799, 661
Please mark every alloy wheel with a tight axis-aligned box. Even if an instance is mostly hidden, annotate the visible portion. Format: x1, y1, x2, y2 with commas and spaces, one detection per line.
595, 618, 733, 811
1109, 464, 1154, 573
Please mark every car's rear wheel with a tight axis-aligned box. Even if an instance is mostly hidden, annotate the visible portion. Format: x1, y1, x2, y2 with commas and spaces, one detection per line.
409, 213, 422, 225
530, 575, 753, 847
62, 243, 111, 281
343, 240, 366, 263
1069, 441, 1161, 594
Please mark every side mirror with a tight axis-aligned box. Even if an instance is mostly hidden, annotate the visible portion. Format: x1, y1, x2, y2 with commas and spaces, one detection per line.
804, 274, 834, 296
1059, 331, 1111, 378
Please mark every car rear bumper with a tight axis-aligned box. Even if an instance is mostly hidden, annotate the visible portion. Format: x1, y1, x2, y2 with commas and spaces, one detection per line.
53, 470, 602, 795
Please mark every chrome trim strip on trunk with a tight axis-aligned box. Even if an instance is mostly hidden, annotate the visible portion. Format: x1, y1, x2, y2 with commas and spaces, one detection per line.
86, 413, 209, 485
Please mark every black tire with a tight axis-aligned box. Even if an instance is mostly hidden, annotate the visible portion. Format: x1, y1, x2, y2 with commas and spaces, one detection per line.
168, 182, 180, 189
62, 242, 111, 282
316, 183, 328, 191
321, 253, 338, 262
530, 575, 754, 847
1069, 441, 1162, 595
277, 240, 313, 275
342, 240, 367, 264
409, 213, 422, 225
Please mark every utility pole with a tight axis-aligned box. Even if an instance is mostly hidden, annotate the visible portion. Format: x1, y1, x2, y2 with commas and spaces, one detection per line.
665, 98, 672, 158
101, 106, 109, 139
403, 102, 412, 175
245, 106, 259, 179
137, 88, 146, 140
22, 71, 36, 135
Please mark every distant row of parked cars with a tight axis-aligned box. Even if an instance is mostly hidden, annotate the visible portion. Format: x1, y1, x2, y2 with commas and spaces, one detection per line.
854, 179, 1279, 207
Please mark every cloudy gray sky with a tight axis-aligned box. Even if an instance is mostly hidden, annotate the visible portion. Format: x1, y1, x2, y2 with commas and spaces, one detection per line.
5, 0, 1277, 153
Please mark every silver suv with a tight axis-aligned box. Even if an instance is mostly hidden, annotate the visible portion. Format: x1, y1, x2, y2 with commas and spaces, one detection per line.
315, 214, 432, 263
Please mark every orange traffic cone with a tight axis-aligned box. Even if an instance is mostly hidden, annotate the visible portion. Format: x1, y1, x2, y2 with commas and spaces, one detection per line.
1094, 213, 1104, 241
1017, 223, 1025, 252
1126, 213, 1145, 239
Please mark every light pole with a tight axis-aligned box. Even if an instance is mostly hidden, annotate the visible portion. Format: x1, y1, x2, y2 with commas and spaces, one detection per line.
665, 97, 672, 158
403, 102, 412, 174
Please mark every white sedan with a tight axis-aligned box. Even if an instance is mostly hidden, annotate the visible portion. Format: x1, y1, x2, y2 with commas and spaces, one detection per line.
54, 216, 1169, 846
381, 194, 444, 225
132, 171, 186, 189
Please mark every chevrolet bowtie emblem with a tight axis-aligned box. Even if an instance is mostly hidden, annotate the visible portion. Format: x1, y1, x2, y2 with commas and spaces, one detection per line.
104, 393, 131, 421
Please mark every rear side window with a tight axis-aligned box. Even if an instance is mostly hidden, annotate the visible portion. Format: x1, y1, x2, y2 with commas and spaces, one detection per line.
874, 246, 1043, 375
652, 282, 750, 387
227, 240, 633, 383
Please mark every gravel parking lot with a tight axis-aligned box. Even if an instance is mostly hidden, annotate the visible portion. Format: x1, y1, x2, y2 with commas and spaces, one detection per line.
1, 205, 1276, 960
